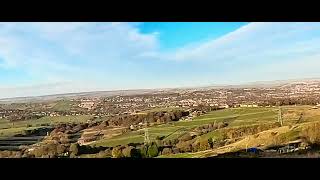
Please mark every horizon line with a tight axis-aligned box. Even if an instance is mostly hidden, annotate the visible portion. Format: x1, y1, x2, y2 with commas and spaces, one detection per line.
1, 77, 320, 101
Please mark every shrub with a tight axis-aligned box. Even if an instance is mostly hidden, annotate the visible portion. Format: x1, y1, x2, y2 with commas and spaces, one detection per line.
199, 139, 210, 151
179, 134, 193, 142
171, 138, 179, 145
69, 143, 80, 156
147, 143, 159, 157
130, 148, 142, 158
112, 146, 124, 158
32, 147, 48, 158
122, 146, 134, 158
104, 149, 113, 157
161, 148, 173, 155
139, 145, 148, 158
96, 151, 110, 158
208, 137, 214, 149
300, 123, 320, 144
57, 144, 67, 154
172, 147, 180, 154
176, 140, 193, 153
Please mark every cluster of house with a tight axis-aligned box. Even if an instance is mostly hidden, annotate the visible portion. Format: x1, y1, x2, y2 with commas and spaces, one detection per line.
238, 104, 259, 108
78, 101, 95, 110
129, 122, 148, 131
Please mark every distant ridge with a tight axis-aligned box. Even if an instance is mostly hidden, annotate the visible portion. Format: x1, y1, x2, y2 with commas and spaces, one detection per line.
1, 77, 320, 103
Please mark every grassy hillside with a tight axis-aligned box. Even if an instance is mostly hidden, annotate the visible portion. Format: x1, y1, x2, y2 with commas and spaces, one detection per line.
158, 106, 320, 158
0, 115, 93, 131
91, 107, 279, 147
51, 100, 75, 111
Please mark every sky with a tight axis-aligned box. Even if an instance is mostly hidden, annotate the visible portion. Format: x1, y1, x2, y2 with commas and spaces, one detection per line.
1, 22, 320, 98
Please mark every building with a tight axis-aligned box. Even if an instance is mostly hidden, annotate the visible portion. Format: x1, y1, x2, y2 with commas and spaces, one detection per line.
78, 101, 95, 110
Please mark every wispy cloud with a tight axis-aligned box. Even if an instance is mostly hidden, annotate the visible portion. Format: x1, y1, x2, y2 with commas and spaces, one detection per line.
1, 22, 320, 98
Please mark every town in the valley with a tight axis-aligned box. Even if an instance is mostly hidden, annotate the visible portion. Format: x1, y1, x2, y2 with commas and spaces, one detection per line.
1, 80, 320, 158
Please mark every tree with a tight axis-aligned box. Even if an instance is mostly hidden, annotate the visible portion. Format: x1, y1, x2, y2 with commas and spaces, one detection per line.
208, 137, 214, 149
147, 143, 159, 157
112, 146, 124, 158
199, 139, 210, 151
161, 148, 173, 155
69, 143, 80, 156
57, 144, 67, 154
179, 134, 193, 142
176, 141, 193, 153
139, 145, 148, 158
122, 146, 134, 158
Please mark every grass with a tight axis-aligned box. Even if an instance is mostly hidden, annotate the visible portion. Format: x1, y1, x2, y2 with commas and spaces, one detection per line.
140, 107, 184, 113
198, 129, 225, 141
158, 153, 195, 158
51, 100, 79, 112
92, 105, 320, 157
0, 115, 93, 131
92, 132, 144, 147
51, 100, 72, 111
0, 126, 47, 137
92, 107, 280, 147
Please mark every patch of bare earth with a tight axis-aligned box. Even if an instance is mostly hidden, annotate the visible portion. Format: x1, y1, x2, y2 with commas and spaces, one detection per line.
79, 126, 128, 145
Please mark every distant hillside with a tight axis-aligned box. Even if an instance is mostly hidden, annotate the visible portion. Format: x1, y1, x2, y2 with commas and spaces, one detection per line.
1, 77, 320, 103
0, 89, 160, 103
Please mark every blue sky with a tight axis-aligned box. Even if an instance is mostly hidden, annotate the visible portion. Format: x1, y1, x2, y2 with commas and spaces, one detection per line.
1, 22, 320, 98
139, 22, 247, 50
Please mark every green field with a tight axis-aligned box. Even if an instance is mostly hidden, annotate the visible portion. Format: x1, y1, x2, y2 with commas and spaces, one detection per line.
0, 126, 47, 137
141, 107, 184, 113
51, 100, 76, 111
91, 107, 280, 147
0, 115, 93, 132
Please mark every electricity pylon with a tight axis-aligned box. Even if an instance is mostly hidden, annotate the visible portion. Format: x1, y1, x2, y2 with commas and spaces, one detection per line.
278, 107, 283, 126
143, 118, 150, 145
144, 128, 150, 145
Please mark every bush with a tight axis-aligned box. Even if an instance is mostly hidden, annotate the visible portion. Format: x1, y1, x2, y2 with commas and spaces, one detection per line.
147, 143, 159, 157
69, 143, 80, 156
161, 148, 173, 155
172, 147, 180, 154
112, 146, 124, 158
104, 149, 112, 157
171, 138, 179, 145
300, 123, 320, 144
57, 144, 67, 154
139, 145, 148, 158
199, 139, 210, 151
131, 148, 142, 158
122, 146, 134, 158
96, 151, 110, 158
208, 137, 214, 149
179, 134, 193, 142
176, 141, 193, 153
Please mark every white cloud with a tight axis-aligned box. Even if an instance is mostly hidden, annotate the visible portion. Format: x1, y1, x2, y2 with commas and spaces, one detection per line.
171, 22, 320, 62
1, 22, 320, 98
0, 23, 158, 77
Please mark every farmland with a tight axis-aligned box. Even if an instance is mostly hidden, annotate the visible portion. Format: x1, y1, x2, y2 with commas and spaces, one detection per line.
90, 107, 279, 147
85, 105, 320, 158
157, 106, 320, 158
2, 80, 320, 158
0, 115, 92, 136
